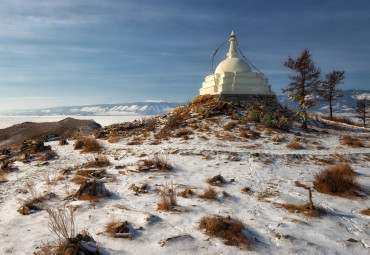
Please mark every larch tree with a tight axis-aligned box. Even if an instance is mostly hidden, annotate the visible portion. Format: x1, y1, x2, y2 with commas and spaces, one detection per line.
353, 97, 370, 127
282, 49, 321, 129
319, 70, 345, 120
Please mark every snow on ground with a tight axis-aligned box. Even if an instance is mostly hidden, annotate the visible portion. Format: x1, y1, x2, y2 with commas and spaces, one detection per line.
0, 116, 369, 254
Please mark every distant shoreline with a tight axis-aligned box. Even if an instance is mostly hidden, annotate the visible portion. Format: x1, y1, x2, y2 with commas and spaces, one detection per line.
0, 115, 151, 129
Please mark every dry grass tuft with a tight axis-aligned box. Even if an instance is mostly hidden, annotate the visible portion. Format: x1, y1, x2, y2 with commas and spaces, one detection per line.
313, 163, 360, 198
174, 128, 193, 137
282, 189, 324, 217
282, 203, 324, 217
286, 140, 303, 150
83, 156, 110, 168
18, 181, 54, 215
140, 154, 173, 172
223, 121, 237, 131
108, 136, 121, 143
257, 189, 278, 200
157, 182, 178, 211
71, 169, 106, 184
105, 220, 132, 238
179, 187, 195, 198
206, 174, 227, 186
40, 151, 57, 161
81, 137, 102, 153
340, 136, 365, 148
200, 186, 217, 200
199, 215, 251, 249
45, 207, 75, 253
361, 208, 370, 216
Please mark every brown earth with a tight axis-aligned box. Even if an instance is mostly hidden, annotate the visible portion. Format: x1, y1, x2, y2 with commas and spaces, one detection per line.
0, 117, 101, 149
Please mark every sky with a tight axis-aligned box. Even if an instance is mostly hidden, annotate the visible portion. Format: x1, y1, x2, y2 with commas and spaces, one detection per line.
0, 0, 369, 110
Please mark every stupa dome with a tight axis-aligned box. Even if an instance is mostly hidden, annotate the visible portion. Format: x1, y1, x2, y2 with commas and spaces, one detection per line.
215, 57, 251, 73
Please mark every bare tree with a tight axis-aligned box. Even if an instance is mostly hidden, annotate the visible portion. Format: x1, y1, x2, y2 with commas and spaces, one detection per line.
319, 70, 345, 120
282, 49, 321, 129
354, 97, 370, 127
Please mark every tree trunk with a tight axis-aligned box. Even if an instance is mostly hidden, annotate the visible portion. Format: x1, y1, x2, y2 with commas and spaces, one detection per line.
329, 100, 333, 121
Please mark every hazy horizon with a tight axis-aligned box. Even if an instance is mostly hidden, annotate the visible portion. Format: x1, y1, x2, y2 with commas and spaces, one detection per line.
1, 0, 370, 111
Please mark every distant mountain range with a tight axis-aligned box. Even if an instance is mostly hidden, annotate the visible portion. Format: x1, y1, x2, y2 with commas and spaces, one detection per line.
1, 89, 368, 116
1, 102, 185, 116
277, 89, 370, 114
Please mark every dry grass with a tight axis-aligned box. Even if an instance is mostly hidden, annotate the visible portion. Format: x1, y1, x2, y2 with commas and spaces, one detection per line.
198, 215, 251, 249
340, 136, 365, 148
313, 163, 360, 198
179, 187, 195, 198
174, 128, 193, 137
40, 207, 75, 254
71, 169, 106, 184
81, 137, 102, 153
206, 174, 227, 187
223, 121, 237, 131
286, 140, 303, 150
140, 154, 173, 172
214, 131, 220, 137
257, 189, 278, 200
200, 186, 217, 200
282, 203, 323, 217
18, 181, 53, 215
108, 136, 121, 143
272, 135, 284, 143
157, 182, 178, 211
143, 117, 156, 131
83, 156, 110, 168
105, 219, 132, 238
40, 151, 57, 161
361, 208, 370, 216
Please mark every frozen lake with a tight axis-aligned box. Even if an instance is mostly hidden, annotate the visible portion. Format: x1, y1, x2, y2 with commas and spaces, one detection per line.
0, 115, 150, 129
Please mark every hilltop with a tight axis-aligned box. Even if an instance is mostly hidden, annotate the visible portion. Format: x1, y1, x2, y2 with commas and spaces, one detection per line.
0, 95, 369, 254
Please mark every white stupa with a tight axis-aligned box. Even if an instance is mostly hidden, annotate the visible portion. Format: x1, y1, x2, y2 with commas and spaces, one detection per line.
199, 31, 275, 97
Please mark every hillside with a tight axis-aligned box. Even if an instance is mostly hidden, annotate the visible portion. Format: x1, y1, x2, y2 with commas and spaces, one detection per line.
0, 95, 369, 254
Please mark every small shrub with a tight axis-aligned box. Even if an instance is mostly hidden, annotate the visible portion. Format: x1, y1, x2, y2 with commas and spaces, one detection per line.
340, 136, 364, 148
200, 186, 217, 200
286, 140, 303, 150
313, 163, 360, 198
214, 131, 220, 137
81, 137, 102, 153
198, 215, 251, 249
158, 182, 177, 211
